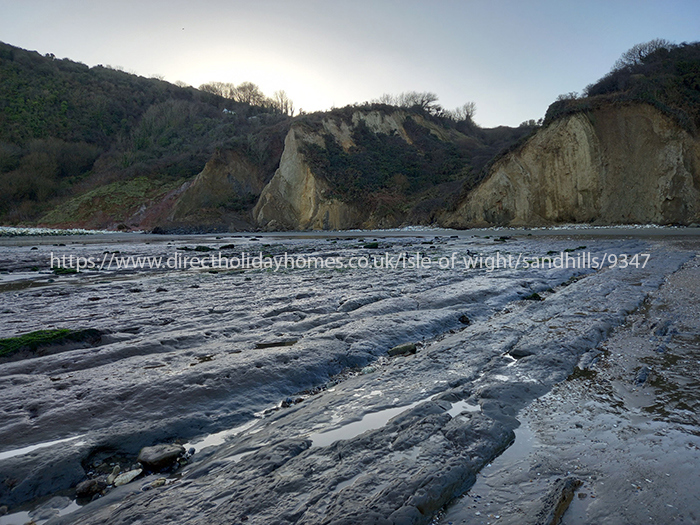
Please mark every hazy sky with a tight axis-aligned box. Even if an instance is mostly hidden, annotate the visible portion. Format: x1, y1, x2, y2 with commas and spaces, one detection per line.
1, 0, 698, 127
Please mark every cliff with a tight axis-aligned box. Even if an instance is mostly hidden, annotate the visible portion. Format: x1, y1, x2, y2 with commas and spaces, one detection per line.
252, 123, 361, 230
167, 149, 268, 229
253, 110, 417, 230
253, 109, 520, 230
445, 103, 700, 227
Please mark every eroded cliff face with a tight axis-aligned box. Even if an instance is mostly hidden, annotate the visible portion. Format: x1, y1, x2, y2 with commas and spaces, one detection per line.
252, 125, 360, 230
169, 149, 266, 228
446, 104, 700, 227
254, 111, 423, 230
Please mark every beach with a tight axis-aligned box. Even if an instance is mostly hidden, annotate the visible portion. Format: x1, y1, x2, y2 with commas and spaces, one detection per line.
0, 229, 698, 524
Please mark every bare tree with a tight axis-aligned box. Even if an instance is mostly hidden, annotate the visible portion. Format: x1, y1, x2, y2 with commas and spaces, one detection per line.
451, 101, 476, 121
397, 91, 440, 113
419, 92, 441, 114
273, 90, 295, 116
374, 91, 462, 116
198, 82, 236, 98
613, 38, 674, 70
233, 82, 266, 105
394, 92, 410, 106
556, 92, 580, 101
198, 81, 273, 107
198, 82, 218, 95
375, 93, 397, 105
373, 91, 441, 114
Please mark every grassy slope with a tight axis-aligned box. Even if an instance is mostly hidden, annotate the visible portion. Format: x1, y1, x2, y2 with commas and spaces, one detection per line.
0, 329, 101, 358
40, 176, 186, 227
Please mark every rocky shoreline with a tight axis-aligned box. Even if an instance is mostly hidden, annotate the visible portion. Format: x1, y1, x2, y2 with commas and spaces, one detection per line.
0, 231, 697, 524
438, 247, 700, 524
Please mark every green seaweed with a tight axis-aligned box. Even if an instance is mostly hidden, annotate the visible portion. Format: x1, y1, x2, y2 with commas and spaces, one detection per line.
0, 328, 101, 357
53, 267, 78, 275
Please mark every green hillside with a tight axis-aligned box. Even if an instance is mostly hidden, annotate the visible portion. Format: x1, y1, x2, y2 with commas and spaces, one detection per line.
0, 41, 291, 225
0, 41, 534, 231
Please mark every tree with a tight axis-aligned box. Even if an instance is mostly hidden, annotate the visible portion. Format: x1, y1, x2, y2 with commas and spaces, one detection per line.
376, 93, 396, 105
198, 81, 236, 98
197, 81, 273, 107
233, 82, 265, 105
555, 92, 579, 101
452, 102, 476, 121
399, 91, 440, 113
272, 90, 295, 116
373, 91, 442, 114
613, 38, 675, 70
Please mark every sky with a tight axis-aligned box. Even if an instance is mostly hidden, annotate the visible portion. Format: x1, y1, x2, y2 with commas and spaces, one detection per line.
1, 0, 699, 127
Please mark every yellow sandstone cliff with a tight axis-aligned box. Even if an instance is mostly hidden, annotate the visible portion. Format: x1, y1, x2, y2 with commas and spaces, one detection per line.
170, 149, 265, 227
445, 104, 700, 227
252, 124, 360, 230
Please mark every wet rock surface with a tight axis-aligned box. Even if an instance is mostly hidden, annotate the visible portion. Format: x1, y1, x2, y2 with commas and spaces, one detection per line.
0, 230, 697, 523
438, 250, 700, 524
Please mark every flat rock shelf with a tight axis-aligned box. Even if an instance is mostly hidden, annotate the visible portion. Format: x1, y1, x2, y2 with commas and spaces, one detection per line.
0, 228, 698, 524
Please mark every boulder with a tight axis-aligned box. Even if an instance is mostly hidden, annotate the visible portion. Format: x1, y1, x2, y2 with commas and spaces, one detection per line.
76, 479, 107, 498
388, 342, 417, 357
137, 444, 185, 471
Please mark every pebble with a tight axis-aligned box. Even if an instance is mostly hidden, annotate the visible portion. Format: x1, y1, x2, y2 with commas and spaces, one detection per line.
150, 478, 167, 488
387, 342, 417, 357
114, 469, 143, 487
142, 478, 167, 491
107, 465, 120, 485
635, 366, 651, 386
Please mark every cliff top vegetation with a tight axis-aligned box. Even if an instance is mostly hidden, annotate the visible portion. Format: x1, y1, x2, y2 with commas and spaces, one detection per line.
545, 39, 700, 133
